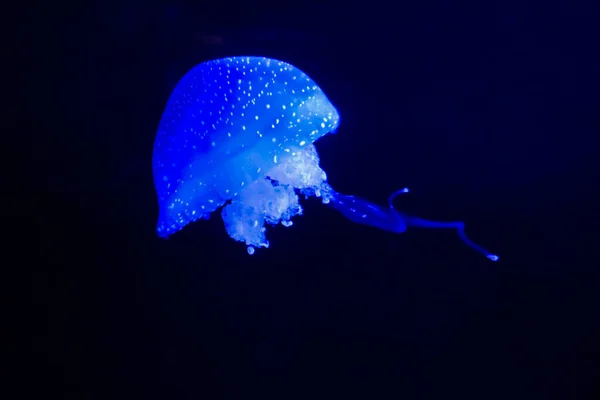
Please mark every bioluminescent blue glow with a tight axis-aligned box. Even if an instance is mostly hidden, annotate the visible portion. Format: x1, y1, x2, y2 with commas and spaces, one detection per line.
152, 56, 499, 261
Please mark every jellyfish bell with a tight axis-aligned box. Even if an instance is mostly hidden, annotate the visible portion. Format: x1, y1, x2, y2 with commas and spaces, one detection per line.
152, 56, 339, 251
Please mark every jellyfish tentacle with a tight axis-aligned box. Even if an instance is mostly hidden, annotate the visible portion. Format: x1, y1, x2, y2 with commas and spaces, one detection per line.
327, 188, 499, 261
388, 187, 410, 209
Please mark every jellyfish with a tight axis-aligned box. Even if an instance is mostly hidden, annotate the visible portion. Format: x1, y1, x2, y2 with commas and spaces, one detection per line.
152, 56, 499, 260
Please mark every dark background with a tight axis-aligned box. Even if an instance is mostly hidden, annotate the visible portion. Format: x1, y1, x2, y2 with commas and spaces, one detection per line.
17, 0, 599, 398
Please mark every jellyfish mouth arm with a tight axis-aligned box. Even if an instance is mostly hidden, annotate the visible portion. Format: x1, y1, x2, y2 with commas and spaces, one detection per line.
327, 190, 407, 234
327, 187, 499, 261
400, 214, 499, 261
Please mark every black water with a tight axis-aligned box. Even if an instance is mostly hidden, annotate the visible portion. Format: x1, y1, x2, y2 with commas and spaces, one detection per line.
18, 1, 599, 398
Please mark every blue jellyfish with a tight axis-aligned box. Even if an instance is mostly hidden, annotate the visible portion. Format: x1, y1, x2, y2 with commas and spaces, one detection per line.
152, 56, 499, 261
